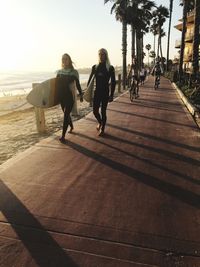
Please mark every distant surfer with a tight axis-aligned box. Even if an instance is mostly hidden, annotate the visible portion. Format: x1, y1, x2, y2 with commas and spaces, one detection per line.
87, 48, 116, 136
56, 53, 83, 143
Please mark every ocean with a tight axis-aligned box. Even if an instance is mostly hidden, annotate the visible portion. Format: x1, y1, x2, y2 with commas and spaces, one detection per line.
0, 71, 89, 97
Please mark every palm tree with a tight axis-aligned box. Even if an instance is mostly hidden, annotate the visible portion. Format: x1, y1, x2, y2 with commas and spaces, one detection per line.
192, 0, 200, 77
105, 0, 154, 87
126, 0, 155, 72
150, 19, 158, 65
152, 5, 169, 69
159, 28, 166, 65
145, 44, 151, 66
149, 50, 156, 65
105, 0, 129, 89
166, 0, 174, 71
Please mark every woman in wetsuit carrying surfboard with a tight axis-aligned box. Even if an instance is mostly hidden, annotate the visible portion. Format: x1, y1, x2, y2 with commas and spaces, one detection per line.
87, 48, 116, 136
56, 53, 83, 143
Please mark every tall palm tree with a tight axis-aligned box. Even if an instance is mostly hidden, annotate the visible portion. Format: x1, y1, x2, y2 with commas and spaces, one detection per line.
105, 0, 129, 89
166, 0, 174, 71
150, 19, 158, 64
159, 28, 166, 65
149, 50, 156, 65
192, 0, 200, 77
152, 5, 169, 69
126, 0, 155, 71
145, 44, 151, 67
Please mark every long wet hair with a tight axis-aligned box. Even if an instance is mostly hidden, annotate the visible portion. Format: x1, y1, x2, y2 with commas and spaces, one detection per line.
62, 53, 74, 69
98, 48, 111, 71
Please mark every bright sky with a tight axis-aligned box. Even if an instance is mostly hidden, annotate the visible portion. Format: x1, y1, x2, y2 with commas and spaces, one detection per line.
0, 0, 182, 72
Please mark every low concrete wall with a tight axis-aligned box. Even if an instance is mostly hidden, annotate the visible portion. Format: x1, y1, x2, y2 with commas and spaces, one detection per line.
172, 82, 200, 128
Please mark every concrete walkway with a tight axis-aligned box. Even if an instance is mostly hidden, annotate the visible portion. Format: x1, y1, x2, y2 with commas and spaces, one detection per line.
0, 76, 200, 267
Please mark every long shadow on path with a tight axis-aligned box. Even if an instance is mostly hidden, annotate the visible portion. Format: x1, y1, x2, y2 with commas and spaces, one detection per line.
108, 107, 197, 130
66, 140, 200, 209
115, 100, 184, 114
86, 118, 200, 157
74, 132, 200, 186
0, 180, 78, 267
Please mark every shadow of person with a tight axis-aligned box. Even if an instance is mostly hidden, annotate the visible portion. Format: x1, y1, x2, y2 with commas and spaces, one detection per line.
0, 180, 79, 267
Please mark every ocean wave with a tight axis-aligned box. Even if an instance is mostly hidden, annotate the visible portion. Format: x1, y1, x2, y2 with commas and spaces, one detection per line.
0, 71, 89, 97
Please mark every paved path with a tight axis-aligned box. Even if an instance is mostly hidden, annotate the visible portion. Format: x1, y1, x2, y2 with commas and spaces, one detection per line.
0, 76, 200, 267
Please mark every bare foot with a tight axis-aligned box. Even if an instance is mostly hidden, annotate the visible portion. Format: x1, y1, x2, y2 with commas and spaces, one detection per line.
59, 137, 66, 144
96, 124, 101, 131
98, 129, 105, 137
68, 127, 74, 133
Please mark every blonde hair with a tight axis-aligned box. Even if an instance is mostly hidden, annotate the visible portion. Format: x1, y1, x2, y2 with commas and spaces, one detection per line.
98, 48, 111, 71
62, 53, 74, 69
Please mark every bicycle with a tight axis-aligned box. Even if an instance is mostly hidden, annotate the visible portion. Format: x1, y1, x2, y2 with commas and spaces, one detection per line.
130, 77, 139, 101
154, 75, 160, 90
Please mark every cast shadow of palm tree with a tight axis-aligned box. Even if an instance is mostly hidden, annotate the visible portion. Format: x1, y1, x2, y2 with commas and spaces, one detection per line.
141, 98, 182, 107
65, 140, 200, 209
75, 132, 200, 186
107, 107, 197, 130
86, 117, 200, 153
0, 180, 78, 267
114, 99, 184, 114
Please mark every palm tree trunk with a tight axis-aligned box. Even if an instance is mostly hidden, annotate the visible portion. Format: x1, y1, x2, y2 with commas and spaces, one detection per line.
166, 0, 173, 71
157, 32, 160, 60
192, 0, 200, 77
179, 0, 188, 79
136, 30, 140, 78
122, 20, 127, 90
141, 35, 144, 68
154, 34, 156, 64
131, 25, 136, 60
160, 37, 164, 70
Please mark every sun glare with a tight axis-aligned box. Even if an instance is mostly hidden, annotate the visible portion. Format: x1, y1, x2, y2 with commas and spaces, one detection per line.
0, 1, 36, 70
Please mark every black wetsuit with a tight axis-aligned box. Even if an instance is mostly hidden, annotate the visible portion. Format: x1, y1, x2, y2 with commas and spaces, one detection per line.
56, 74, 82, 138
87, 63, 116, 131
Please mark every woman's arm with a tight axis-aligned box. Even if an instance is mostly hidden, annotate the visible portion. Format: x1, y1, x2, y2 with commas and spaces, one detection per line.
74, 77, 82, 95
74, 77, 83, 102
109, 66, 116, 98
87, 65, 96, 86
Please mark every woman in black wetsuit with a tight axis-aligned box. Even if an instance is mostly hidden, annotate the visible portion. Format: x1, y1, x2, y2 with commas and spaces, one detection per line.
87, 48, 116, 136
56, 53, 83, 143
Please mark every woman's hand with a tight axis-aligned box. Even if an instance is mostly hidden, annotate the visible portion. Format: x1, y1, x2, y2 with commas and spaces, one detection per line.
108, 95, 113, 102
80, 94, 83, 102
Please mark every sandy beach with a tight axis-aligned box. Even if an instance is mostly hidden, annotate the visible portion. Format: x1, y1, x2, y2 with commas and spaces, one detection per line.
0, 89, 122, 165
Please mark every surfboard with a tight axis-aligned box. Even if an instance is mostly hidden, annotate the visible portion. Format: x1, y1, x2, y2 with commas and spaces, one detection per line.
83, 75, 95, 102
27, 78, 59, 108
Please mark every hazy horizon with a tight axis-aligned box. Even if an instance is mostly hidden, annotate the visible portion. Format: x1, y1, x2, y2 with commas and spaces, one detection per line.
0, 0, 182, 72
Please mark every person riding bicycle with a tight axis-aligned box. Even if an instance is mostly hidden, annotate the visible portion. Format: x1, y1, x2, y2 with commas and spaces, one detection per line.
152, 61, 162, 77
127, 58, 140, 97
151, 61, 162, 88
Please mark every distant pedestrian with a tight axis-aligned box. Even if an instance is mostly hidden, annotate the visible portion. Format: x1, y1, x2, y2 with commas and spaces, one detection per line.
56, 53, 83, 143
87, 48, 116, 136
139, 66, 146, 85
127, 64, 132, 88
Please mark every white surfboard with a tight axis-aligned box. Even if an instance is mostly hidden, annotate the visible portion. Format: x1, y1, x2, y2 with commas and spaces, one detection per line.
27, 78, 59, 108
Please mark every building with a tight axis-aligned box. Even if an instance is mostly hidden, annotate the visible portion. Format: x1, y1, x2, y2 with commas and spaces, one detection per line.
174, 7, 200, 74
